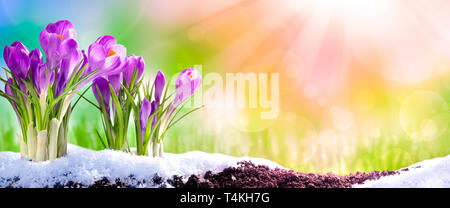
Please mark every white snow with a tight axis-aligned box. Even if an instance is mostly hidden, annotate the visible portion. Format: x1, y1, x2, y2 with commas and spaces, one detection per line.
0, 144, 283, 188
355, 154, 450, 188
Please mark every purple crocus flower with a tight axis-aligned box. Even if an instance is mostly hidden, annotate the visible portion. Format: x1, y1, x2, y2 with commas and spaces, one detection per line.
171, 68, 201, 111
86, 36, 126, 76
29, 48, 43, 85
139, 98, 154, 144
92, 77, 111, 117
107, 72, 123, 95
29, 48, 55, 94
138, 71, 165, 140
79, 50, 88, 72
3, 41, 30, 84
150, 100, 158, 129
106, 72, 123, 117
55, 49, 83, 97
154, 70, 166, 103
122, 55, 145, 86
33, 64, 55, 94
39, 20, 78, 70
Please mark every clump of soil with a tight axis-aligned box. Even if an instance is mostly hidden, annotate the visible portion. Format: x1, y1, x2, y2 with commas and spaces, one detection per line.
168, 161, 398, 188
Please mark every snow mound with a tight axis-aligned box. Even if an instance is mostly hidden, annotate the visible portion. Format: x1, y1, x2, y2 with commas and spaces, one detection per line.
0, 144, 283, 188
355, 154, 450, 188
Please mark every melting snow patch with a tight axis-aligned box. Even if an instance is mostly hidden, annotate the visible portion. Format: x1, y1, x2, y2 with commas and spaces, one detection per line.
355, 154, 450, 188
0, 144, 283, 188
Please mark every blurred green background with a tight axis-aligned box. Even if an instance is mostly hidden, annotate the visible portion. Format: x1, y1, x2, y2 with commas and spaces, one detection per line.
1, 0, 450, 174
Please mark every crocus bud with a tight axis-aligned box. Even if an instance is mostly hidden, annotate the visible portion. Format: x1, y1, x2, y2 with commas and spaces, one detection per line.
29, 48, 43, 87
150, 100, 158, 128
39, 20, 78, 70
56, 49, 83, 97
139, 98, 153, 144
122, 55, 145, 87
171, 68, 201, 110
86, 36, 126, 76
92, 77, 111, 117
154, 70, 166, 103
108, 72, 123, 95
34, 64, 55, 94
3, 41, 30, 83
29, 48, 55, 94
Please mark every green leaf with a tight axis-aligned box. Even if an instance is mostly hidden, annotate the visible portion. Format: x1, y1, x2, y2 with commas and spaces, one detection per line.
96, 86, 114, 148
167, 104, 205, 130
96, 130, 107, 149
109, 85, 124, 150
71, 83, 95, 110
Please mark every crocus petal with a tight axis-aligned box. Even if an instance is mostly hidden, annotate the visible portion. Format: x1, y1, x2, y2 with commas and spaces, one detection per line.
39, 29, 60, 55
60, 49, 82, 81
87, 36, 127, 77
102, 44, 126, 75
59, 38, 78, 59
39, 29, 50, 52
56, 50, 82, 97
122, 55, 145, 86
42, 32, 63, 70
45, 20, 76, 40
87, 43, 106, 74
38, 66, 55, 93
79, 50, 88, 71
154, 70, 166, 103
150, 100, 158, 129
136, 56, 145, 80
29, 48, 43, 87
108, 72, 123, 94
40, 20, 79, 70
92, 77, 111, 117
171, 68, 201, 110
4, 43, 30, 81
122, 55, 136, 86
3, 45, 9, 64
72, 50, 89, 90
103, 55, 124, 75
10, 41, 30, 54
29, 48, 43, 68
140, 98, 152, 128
95, 36, 117, 50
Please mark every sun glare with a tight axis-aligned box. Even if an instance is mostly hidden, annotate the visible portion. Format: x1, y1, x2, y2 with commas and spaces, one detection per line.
286, 0, 392, 20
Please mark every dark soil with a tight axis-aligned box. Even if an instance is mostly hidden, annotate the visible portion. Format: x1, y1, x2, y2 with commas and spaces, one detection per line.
2, 161, 399, 188
167, 161, 398, 188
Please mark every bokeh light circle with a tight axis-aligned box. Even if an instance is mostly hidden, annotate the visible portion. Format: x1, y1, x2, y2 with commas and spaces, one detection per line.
399, 91, 450, 142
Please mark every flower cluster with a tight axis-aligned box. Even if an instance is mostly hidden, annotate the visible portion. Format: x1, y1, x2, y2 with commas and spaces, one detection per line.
1, 20, 101, 161
91, 61, 202, 156
1, 20, 201, 161
135, 68, 202, 156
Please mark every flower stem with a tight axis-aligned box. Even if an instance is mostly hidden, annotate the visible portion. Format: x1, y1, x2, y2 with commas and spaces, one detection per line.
159, 141, 163, 157
26, 123, 36, 160
152, 140, 159, 157
18, 133, 27, 158
48, 118, 60, 161
35, 130, 48, 162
